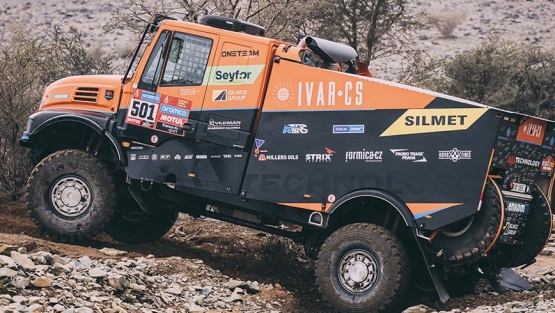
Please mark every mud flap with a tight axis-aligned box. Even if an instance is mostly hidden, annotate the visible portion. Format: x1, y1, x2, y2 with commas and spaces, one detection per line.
414, 229, 450, 303
487, 268, 532, 293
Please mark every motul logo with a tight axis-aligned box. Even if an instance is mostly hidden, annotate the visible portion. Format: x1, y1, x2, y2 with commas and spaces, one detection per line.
507, 155, 516, 166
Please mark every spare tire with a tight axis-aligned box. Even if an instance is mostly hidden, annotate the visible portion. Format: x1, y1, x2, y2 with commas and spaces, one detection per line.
490, 185, 552, 268
432, 178, 503, 264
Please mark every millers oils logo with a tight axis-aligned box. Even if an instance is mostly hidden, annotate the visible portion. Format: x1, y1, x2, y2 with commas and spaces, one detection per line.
380, 108, 488, 136
306, 147, 336, 162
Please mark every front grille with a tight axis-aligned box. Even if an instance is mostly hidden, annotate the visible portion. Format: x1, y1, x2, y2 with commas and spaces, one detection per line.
73, 87, 99, 103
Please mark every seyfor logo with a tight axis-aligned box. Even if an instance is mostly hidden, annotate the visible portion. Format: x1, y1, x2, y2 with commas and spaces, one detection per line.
438, 148, 471, 162
333, 125, 365, 134
283, 124, 308, 134
381, 108, 488, 137
306, 147, 336, 162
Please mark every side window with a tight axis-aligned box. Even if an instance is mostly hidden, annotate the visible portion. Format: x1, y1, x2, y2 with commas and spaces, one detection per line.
161, 33, 212, 86
139, 30, 171, 91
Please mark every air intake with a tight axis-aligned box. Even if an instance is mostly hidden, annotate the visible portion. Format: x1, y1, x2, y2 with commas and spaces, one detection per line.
73, 87, 99, 103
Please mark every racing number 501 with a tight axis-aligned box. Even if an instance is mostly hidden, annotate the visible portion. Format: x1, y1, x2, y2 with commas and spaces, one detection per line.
130, 100, 156, 121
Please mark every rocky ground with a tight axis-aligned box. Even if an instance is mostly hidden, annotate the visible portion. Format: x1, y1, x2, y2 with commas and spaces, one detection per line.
1, 202, 555, 312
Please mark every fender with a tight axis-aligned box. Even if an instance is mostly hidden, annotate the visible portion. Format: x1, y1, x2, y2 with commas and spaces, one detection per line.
19, 110, 124, 163
327, 189, 416, 227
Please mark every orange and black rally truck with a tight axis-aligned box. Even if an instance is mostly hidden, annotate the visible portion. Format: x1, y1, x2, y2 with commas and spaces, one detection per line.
20, 15, 554, 312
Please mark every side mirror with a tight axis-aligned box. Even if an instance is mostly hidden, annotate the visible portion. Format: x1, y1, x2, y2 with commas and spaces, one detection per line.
168, 37, 184, 63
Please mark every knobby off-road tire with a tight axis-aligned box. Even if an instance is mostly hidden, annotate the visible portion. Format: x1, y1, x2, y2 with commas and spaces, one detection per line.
493, 185, 552, 268
104, 200, 178, 245
432, 179, 502, 264
26, 149, 116, 243
316, 223, 410, 313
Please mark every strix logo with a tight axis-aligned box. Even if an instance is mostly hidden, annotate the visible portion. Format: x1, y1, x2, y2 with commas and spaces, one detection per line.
333, 125, 365, 134
390, 149, 427, 162
306, 147, 336, 162
283, 124, 308, 134
381, 108, 488, 137
345, 149, 383, 163
438, 148, 471, 162
541, 156, 555, 173
516, 118, 546, 145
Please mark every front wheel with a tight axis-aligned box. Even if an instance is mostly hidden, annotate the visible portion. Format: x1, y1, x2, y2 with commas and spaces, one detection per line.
316, 223, 410, 313
26, 149, 116, 242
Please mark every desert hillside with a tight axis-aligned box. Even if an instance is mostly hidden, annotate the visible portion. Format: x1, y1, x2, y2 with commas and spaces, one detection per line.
1, 0, 554, 78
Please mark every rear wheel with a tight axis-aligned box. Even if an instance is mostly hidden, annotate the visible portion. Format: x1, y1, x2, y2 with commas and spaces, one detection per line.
316, 223, 410, 313
26, 149, 115, 242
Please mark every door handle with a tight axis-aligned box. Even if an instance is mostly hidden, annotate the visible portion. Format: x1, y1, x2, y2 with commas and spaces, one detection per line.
183, 122, 196, 131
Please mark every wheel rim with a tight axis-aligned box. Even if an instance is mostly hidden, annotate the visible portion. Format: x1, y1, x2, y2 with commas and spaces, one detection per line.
440, 215, 474, 237
338, 249, 379, 293
50, 176, 92, 217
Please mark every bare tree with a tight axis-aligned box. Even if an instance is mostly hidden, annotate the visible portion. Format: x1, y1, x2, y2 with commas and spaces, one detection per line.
302, 0, 426, 64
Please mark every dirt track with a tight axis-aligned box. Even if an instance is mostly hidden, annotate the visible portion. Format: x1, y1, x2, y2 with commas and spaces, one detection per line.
1, 201, 555, 312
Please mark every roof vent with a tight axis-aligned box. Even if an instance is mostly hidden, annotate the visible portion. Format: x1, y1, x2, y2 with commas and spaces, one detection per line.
198, 15, 265, 36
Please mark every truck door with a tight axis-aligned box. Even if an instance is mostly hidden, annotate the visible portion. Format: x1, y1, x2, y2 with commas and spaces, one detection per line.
120, 29, 219, 144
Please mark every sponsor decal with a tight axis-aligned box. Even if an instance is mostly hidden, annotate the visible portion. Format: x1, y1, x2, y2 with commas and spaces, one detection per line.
333, 125, 365, 134
50, 94, 69, 99
130, 154, 137, 161
210, 155, 222, 159
151, 154, 158, 161
141, 91, 161, 103
254, 139, 267, 157
345, 149, 383, 163
283, 124, 308, 134
177, 99, 192, 108
258, 154, 299, 161
130, 146, 144, 150
380, 108, 488, 137
498, 126, 516, 141
438, 148, 471, 162
224, 154, 232, 159
296, 81, 363, 107
183, 155, 194, 159
158, 114, 186, 127
507, 155, 540, 167
506, 201, 529, 214
160, 104, 189, 118
196, 155, 207, 159
541, 156, 555, 173
207, 119, 241, 130
177, 88, 199, 96
174, 154, 182, 160
306, 147, 336, 162
127, 99, 159, 128
151, 135, 158, 144
234, 154, 242, 158
160, 155, 171, 161
271, 82, 295, 106
390, 149, 427, 162
138, 155, 149, 160
510, 182, 528, 193
212, 89, 248, 101
206, 65, 265, 85
516, 118, 546, 145
105, 90, 114, 100
156, 122, 185, 136
327, 194, 336, 203
221, 50, 259, 58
